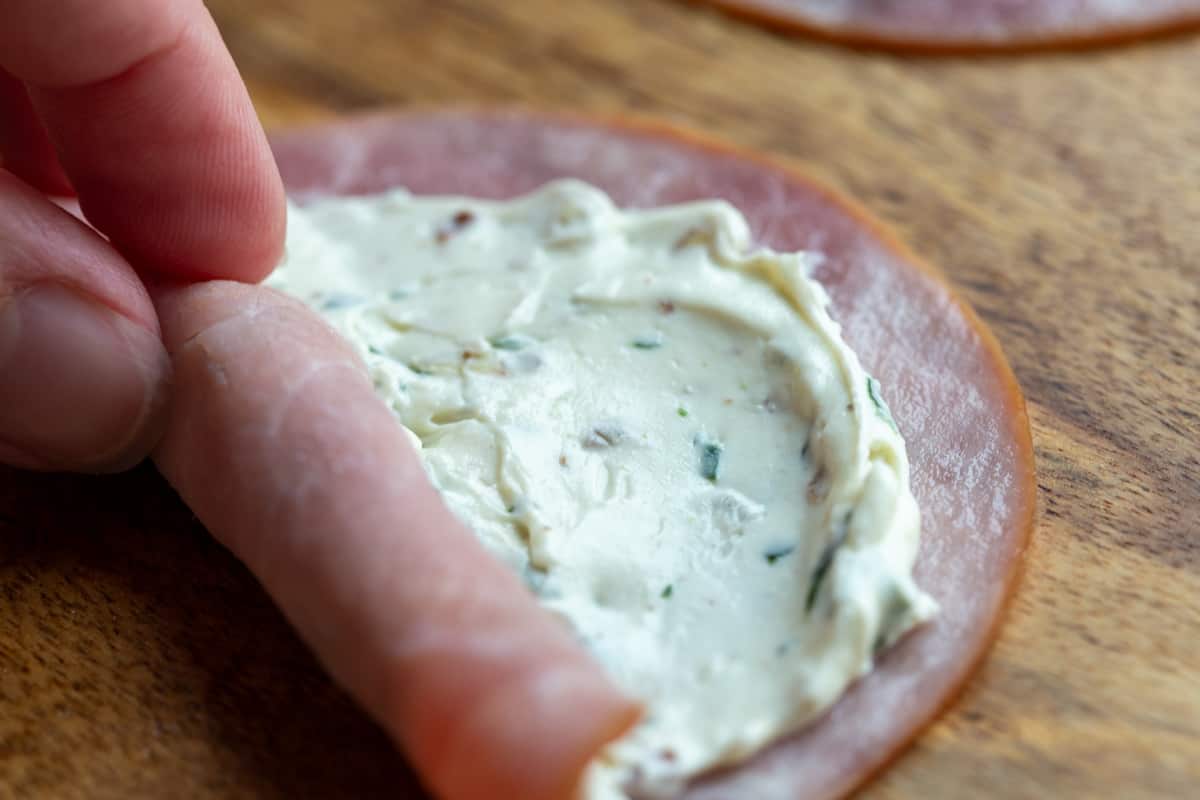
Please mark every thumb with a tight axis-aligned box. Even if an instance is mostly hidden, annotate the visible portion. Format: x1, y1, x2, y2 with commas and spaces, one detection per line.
0, 172, 169, 473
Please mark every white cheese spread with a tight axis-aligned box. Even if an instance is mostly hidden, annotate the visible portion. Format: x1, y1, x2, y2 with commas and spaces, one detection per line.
268, 180, 937, 799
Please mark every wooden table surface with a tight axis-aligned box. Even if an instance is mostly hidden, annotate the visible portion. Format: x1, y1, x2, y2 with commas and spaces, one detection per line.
3, 2, 1198, 798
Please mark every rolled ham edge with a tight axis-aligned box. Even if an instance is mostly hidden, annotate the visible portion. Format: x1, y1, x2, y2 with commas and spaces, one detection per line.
151, 280, 642, 800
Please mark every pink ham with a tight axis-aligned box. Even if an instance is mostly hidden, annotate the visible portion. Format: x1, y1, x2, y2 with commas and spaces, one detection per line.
267, 110, 1036, 799
151, 281, 640, 800
689, 0, 1200, 50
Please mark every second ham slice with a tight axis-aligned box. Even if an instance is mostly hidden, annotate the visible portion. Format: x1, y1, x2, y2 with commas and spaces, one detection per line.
691, 0, 1200, 50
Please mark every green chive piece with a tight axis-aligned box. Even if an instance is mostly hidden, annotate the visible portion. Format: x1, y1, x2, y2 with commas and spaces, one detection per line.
805, 547, 835, 612
677, 407, 689, 418
632, 332, 664, 350
661, 584, 674, 599
699, 441, 723, 482
867, 376, 898, 432
765, 545, 795, 565
490, 334, 531, 351
806, 520, 850, 613
319, 293, 361, 311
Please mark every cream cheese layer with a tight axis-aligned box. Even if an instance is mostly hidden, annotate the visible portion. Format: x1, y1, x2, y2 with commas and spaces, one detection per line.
269, 180, 937, 799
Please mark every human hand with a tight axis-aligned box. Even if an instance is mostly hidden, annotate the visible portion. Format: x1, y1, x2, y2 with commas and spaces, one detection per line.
2, 4, 638, 797
0, 0, 285, 472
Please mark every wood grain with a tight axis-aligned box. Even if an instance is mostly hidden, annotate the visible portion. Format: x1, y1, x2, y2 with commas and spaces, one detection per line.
2, 1, 1198, 797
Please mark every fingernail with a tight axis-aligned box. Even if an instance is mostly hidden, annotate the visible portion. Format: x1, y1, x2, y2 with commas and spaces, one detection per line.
0, 284, 170, 473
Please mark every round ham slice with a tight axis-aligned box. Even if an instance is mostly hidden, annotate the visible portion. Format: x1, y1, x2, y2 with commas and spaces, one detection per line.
263, 110, 1038, 798
688, 0, 1200, 51
269, 110, 1035, 799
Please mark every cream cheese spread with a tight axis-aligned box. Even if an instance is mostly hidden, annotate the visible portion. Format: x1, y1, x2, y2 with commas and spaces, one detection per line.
268, 180, 937, 799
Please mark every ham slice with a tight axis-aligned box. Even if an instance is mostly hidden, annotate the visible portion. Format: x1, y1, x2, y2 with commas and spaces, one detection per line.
152, 281, 641, 800
265, 110, 1035, 799
689, 0, 1200, 50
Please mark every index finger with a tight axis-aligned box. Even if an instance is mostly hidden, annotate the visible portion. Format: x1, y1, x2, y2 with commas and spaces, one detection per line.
0, 0, 285, 282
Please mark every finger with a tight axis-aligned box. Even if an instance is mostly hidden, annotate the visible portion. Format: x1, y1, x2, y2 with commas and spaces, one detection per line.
153, 282, 640, 800
0, 0, 285, 282
0, 172, 170, 472
0, 70, 72, 195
